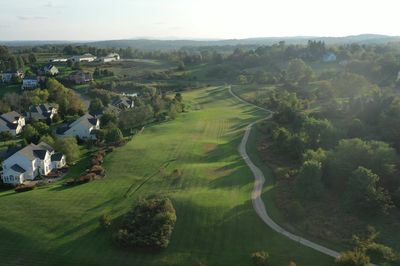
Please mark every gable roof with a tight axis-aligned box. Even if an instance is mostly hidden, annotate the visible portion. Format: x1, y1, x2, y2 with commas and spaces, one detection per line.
111, 96, 134, 108
51, 152, 64, 161
1, 111, 23, 124
59, 114, 99, 134
23, 76, 37, 81
27, 104, 55, 120
0, 118, 17, 130
6, 142, 53, 162
11, 164, 25, 173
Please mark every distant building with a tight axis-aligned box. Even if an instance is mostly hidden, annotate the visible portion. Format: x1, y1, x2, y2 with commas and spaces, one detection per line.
37, 65, 59, 76
0, 111, 25, 136
49, 58, 68, 63
57, 114, 100, 140
68, 71, 94, 84
1, 142, 66, 185
21, 76, 38, 90
111, 96, 134, 109
25, 104, 57, 122
0, 71, 24, 83
69, 53, 97, 63
323, 52, 337, 62
98, 53, 121, 63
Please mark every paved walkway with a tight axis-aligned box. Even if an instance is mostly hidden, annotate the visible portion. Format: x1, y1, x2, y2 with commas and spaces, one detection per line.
229, 87, 343, 259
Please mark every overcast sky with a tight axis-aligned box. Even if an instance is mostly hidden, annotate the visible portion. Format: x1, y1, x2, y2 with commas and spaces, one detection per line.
1, 0, 399, 40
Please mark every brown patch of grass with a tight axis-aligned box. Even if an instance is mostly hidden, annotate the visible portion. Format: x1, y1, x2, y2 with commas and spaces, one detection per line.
203, 143, 217, 153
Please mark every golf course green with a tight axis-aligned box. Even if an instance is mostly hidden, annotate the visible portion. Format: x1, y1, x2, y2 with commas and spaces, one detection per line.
0, 87, 333, 265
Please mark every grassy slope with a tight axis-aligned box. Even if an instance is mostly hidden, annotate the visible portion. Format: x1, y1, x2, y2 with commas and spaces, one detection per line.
0, 87, 333, 266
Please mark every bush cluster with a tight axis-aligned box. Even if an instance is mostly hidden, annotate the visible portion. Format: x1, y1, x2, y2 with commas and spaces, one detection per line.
114, 197, 177, 250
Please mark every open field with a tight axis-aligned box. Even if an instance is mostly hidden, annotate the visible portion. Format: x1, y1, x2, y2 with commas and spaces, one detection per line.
0, 86, 333, 266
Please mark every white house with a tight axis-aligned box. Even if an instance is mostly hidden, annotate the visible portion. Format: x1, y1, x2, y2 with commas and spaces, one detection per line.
38, 65, 59, 76
0, 111, 25, 136
1, 142, 66, 185
323, 52, 337, 62
21, 76, 38, 90
49, 58, 68, 63
0, 71, 24, 83
69, 53, 97, 63
99, 53, 120, 63
25, 104, 57, 121
57, 114, 100, 140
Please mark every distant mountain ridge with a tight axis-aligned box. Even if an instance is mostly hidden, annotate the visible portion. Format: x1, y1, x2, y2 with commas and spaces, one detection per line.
1, 34, 400, 50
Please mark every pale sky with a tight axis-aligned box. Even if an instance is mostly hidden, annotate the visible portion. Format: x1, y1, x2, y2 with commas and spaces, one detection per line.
0, 0, 400, 41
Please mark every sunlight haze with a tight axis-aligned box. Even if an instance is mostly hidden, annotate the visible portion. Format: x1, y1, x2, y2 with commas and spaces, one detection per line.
1, 0, 400, 40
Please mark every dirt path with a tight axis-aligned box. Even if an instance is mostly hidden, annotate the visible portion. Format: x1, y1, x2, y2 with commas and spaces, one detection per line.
229, 87, 343, 259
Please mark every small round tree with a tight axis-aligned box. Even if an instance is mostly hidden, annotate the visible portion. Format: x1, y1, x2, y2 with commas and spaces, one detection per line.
251, 251, 269, 266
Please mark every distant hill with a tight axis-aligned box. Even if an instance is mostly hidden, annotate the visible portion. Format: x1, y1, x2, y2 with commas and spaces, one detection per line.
1, 34, 400, 50
86, 34, 400, 50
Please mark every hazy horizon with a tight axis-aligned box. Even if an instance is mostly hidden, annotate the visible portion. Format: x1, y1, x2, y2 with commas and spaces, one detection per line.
1, 0, 400, 41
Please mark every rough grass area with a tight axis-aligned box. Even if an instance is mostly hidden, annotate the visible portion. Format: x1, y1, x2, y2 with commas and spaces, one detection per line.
0, 87, 333, 265
234, 84, 400, 260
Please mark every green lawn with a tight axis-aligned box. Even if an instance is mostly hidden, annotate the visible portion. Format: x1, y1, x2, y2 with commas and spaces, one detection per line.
0, 86, 333, 266
0, 83, 20, 97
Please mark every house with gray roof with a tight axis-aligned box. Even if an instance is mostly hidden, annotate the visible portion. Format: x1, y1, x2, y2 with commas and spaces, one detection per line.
25, 104, 57, 121
0, 111, 25, 136
57, 113, 100, 140
0, 71, 24, 83
37, 65, 59, 76
21, 76, 38, 90
111, 96, 134, 109
69, 53, 97, 63
1, 142, 66, 185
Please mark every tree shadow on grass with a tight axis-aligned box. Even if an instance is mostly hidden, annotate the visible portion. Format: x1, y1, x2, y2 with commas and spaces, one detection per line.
208, 161, 253, 189
0, 227, 52, 265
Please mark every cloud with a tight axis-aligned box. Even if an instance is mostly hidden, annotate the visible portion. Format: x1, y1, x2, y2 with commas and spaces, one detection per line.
18, 16, 48, 21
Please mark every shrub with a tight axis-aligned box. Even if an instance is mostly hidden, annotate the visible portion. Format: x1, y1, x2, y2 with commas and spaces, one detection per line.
15, 184, 36, 193
99, 214, 112, 229
288, 261, 297, 266
335, 250, 370, 266
114, 197, 177, 250
64, 179, 76, 186
366, 243, 398, 264
295, 160, 324, 199
251, 251, 269, 266
79, 173, 96, 183
90, 165, 105, 175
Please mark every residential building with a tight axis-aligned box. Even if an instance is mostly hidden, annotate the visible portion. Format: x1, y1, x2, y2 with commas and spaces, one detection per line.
57, 114, 100, 140
99, 53, 120, 63
21, 76, 38, 90
69, 53, 97, 63
49, 58, 68, 63
1, 142, 66, 185
323, 52, 337, 62
38, 65, 59, 76
0, 71, 24, 83
25, 104, 57, 121
0, 111, 25, 136
111, 96, 134, 109
68, 71, 93, 84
